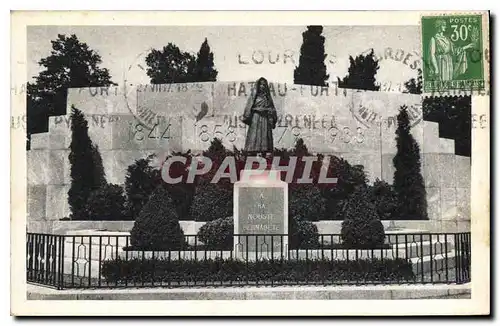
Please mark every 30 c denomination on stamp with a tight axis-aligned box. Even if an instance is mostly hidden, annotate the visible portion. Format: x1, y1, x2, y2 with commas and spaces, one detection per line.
421, 14, 485, 93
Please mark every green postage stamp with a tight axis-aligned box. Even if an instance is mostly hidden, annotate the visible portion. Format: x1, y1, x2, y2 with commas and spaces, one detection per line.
421, 14, 485, 93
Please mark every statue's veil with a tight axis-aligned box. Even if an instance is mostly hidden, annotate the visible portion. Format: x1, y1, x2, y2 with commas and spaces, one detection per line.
242, 77, 275, 125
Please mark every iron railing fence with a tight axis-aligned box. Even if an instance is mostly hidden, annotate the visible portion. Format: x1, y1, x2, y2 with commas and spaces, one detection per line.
26, 232, 471, 289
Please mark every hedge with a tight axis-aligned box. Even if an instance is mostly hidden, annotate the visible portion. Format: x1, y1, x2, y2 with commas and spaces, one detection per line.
196, 216, 320, 250
101, 257, 415, 284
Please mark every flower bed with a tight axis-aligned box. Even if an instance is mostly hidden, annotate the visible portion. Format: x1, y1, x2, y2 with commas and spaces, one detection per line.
101, 257, 415, 284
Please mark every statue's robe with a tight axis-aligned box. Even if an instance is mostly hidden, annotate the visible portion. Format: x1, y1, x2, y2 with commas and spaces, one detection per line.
242, 92, 277, 153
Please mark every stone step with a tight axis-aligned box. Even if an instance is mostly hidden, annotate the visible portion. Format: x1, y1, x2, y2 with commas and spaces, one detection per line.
394, 240, 454, 259
411, 252, 456, 275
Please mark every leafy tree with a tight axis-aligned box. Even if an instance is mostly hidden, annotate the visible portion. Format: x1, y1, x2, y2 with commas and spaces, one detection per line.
67, 106, 107, 220
85, 184, 126, 221
130, 185, 185, 250
27, 34, 116, 149
294, 26, 329, 86
338, 49, 380, 91
145, 39, 218, 84
194, 38, 218, 82
403, 68, 422, 94
123, 154, 162, 220
145, 43, 196, 84
393, 106, 428, 220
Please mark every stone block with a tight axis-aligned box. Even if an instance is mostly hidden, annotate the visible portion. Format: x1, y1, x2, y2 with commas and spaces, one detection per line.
138, 82, 213, 118
66, 86, 129, 115
30, 133, 49, 150
27, 150, 50, 185
381, 153, 395, 183
422, 121, 440, 153
46, 184, 70, 220
352, 90, 422, 154
441, 187, 457, 220
101, 150, 151, 184
456, 187, 471, 221
438, 220, 459, 233
111, 115, 183, 152
47, 150, 68, 185
391, 287, 452, 300
48, 115, 71, 150
338, 152, 382, 182
423, 153, 440, 188
27, 185, 47, 220
439, 138, 455, 153
188, 115, 247, 152
426, 186, 441, 221
439, 154, 456, 188
456, 220, 471, 232
455, 155, 471, 188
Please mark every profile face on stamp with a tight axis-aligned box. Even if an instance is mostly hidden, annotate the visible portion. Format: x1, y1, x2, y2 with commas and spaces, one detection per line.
421, 14, 484, 92
241, 77, 278, 154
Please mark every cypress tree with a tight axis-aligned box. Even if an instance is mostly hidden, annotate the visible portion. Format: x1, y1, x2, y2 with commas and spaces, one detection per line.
91, 144, 106, 188
338, 49, 380, 91
392, 106, 428, 220
67, 106, 106, 220
194, 38, 218, 82
294, 26, 329, 86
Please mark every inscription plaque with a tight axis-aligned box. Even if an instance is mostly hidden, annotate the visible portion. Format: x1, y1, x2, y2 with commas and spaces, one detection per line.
234, 171, 288, 260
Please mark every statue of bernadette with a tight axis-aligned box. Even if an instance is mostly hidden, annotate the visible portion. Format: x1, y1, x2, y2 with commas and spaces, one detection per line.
241, 77, 278, 154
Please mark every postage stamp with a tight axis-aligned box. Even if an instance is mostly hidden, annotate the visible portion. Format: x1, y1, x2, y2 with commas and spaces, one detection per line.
421, 14, 486, 93
11, 11, 490, 316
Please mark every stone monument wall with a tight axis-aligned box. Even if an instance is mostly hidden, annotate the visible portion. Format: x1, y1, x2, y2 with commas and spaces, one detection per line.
27, 82, 470, 231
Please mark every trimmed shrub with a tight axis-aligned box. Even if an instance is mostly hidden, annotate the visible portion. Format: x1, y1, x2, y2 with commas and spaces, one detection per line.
368, 179, 398, 220
341, 190, 385, 248
85, 184, 126, 221
289, 185, 326, 221
102, 257, 415, 284
321, 156, 368, 220
196, 215, 320, 250
130, 186, 185, 250
198, 216, 233, 250
189, 183, 233, 222
289, 215, 320, 249
123, 154, 162, 220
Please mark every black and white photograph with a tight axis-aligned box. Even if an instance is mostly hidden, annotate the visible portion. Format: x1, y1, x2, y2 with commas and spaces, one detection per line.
10, 10, 490, 316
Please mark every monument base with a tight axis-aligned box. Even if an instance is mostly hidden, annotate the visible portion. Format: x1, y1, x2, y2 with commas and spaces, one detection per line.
234, 169, 288, 260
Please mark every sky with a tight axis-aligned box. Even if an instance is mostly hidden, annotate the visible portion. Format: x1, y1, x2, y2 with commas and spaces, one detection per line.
27, 25, 421, 90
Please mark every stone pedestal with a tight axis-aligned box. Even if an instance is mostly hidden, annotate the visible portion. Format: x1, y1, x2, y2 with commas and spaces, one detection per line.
233, 169, 288, 260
